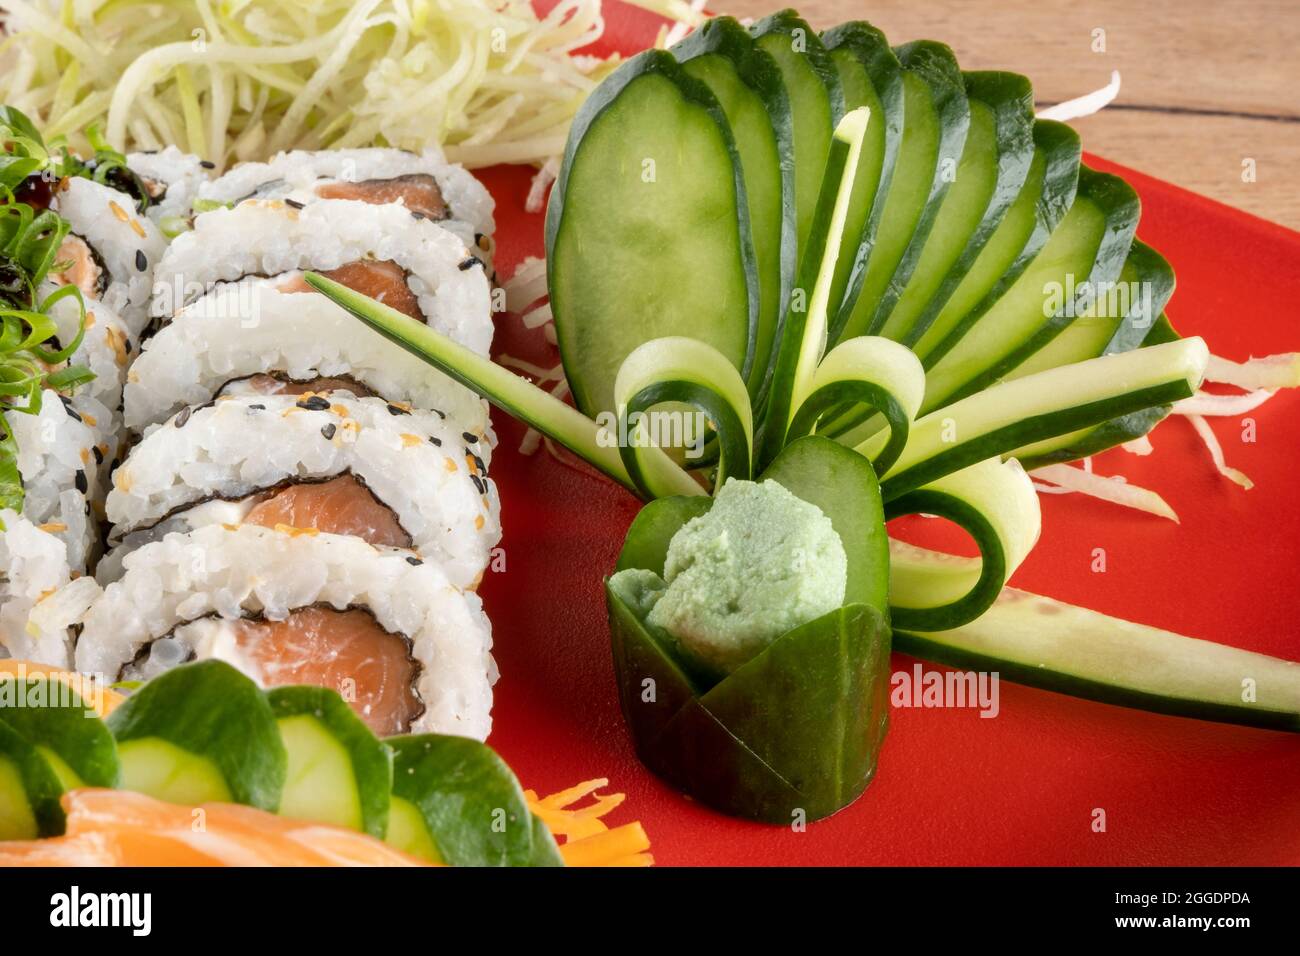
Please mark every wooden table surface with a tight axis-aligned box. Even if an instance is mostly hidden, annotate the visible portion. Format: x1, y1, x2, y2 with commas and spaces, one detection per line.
723, 0, 1300, 231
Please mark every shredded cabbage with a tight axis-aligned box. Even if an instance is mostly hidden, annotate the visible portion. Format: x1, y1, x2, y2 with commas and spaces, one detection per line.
0, 0, 706, 170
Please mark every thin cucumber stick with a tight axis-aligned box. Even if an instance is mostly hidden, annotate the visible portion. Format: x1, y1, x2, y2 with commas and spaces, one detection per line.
864, 336, 1210, 500
759, 106, 870, 467
303, 273, 703, 500
896, 582, 1300, 732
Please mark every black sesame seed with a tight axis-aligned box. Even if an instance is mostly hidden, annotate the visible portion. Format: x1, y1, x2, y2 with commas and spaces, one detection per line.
296, 395, 330, 411
125, 338, 134, 354
285, 198, 305, 210
174, 406, 192, 428
472, 453, 487, 475
458, 256, 482, 271
428, 436, 442, 447
135, 249, 148, 272
199, 160, 216, 170
386, 403, 410, 416
433, 409, 446, 420
470, 474, 486, 494
249, 403, 266, 411
405, 556, 423, 566
462, 431, 478, 443
320, 423, 337, 440
75, 469, 88, 493
92, 446, 104, 465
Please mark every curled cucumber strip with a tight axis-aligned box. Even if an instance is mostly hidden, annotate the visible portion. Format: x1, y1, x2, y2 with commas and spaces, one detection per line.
786, 335, 924, 476
613, 336, 753, 498
884, 457, 1041, 631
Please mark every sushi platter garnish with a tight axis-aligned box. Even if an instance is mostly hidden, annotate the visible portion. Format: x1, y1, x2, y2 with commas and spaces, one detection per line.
0, 0, 1296, 869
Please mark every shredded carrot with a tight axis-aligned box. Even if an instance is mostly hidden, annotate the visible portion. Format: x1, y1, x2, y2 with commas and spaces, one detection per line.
526, 778, 654, 867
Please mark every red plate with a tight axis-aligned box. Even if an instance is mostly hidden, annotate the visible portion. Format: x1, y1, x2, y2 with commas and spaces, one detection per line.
477, 4, 1300, 865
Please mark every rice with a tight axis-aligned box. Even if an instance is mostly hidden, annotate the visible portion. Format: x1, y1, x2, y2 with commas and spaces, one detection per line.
128, 146, 215, 226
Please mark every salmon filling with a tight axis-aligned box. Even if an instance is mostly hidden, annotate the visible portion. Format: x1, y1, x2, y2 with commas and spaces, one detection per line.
314, 174, 449, 221
50, 235, 107, 299
233, 607, 423, 736
277, 259, 423, 322
243, 475, 411, 549
230, 373, 378, 398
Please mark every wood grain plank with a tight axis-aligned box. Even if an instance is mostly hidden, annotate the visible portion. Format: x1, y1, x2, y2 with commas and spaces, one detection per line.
721, 0, 1300, 229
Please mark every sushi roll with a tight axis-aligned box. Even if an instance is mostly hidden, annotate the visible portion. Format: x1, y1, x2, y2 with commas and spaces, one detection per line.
197, 147, 495, 258
0, 510, 98, 666
6, 392, 101, 571
149, 197, 493, 349
76, 523, 497, 739
48, 177, 167, 337
126, 146, 215, 228
124, 278, 493, 433
101, 392, 500, 589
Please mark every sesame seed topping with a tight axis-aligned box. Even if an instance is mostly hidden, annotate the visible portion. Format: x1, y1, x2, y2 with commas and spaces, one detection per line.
75, 469, 88, 493
405, 556, 423, 566
174, 406, 192, 428
428, 436, 442, 447
199, 160, 216, 170
321, 423, 337, 440
458, 256, 483, 271
249, 403, 266, 410
135, 249, 148, 272
109, 201, 130, 223
285, 198, 305, 210
386, 403, 410, 416
462, 432, 478, 443
296, 395, 331, 411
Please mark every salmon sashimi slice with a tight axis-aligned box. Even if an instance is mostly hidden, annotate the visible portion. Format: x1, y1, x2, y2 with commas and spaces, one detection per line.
277, 259, 424, 321
50, 235, 107, 299
243, 475, 411, 549
228, 374, 377, 399
0, 789, 431, 867
233, 607, 423, 736
314, 174, 449, 221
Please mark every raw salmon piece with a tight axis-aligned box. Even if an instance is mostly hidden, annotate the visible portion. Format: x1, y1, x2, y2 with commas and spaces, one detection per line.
0, 789, 431, 866
243, 475, 411, 549
50, 235, 106, 299
277, 260, 423, 321
314, 174, 448, 221
234, 607, 423, 736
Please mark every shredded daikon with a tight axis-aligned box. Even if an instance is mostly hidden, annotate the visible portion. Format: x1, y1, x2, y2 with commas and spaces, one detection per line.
522, 302, 555, 329
1205, 352, 1300, 391
1185, 414, 1253, 489
1036, 70, 1121, 122
0, 0, 701, 170
1120, 435, 1154, 456
503, 256, 550, 312
1031, 463, 1179, 522
497, 355, 565, 383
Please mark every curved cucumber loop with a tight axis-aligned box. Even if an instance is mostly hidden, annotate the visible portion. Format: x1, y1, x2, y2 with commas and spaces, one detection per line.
613, 336, 753, 498
761, 106, 871, 467
303, 272, 702, 500
786, 335, 923, 476
885, 457, 1041, 631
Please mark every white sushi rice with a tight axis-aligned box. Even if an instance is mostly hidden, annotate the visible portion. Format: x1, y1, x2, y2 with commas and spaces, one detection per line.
150, 198, 493, 344
76, 524, 497, 740
8, 391, 99, 571
103, 392, 500, 589
0, 509, 98, 666
124, 279, 493, 433
51, 177, 167, 337
127, 146, 215, 227
197, 147, 495, 246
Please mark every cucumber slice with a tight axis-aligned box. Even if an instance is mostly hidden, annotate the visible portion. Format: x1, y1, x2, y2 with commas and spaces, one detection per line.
267, 685, 392, 838
820, 23, 904, 349
0, 677, 121, 791
896, 584, 1300, 731
914, 119, 1081, 364
115, 738, 233, 804
107, 660, 286, 811
385, 795, 442, 862
546, 49, 758, 417
922, 166, 1141, 411
387, 734, 563, 867
750, 10, 844, 258
869, 336, 1209, 499
674, 17, 796, 398
0, 720, 63, 838
833, 40, 969, 342
879, 71, 1035, 346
